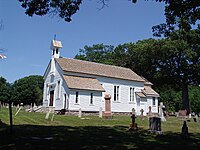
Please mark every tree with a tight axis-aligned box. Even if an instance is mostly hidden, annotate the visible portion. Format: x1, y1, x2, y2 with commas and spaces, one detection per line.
0, 77, 12, 105
75, 44, 114, 65
18, 0, 170, 22
12, 75, 44, 106
153, 0, 200, 37
189, 85, 200, 114
19, 0, 82, 22
152, 0, 200, 113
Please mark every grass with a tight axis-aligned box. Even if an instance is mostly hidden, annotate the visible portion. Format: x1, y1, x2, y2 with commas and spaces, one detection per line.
0, 107, 200, 150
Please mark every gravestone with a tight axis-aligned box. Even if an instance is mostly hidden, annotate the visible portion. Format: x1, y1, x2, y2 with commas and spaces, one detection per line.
181, 121, 189, 138
188, 113, 192, 119
78, 108, 82, 118
147, 106, 153, 119
149, 117, 162, 134
140, 109, 144, 120
159, 102, 166, 121
193, 115, 198, 123
177, 110, 187, 119
132, 108, 136, 115
103, 94, 112, 119
45, 107, 55, 120
99, 107, 103, 118
129, 108, 138, 131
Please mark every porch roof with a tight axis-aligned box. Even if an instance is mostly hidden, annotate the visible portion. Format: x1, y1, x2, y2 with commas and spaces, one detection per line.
142, 86, 160, 97
63, 75, 105, 92
136, 92, 146, 98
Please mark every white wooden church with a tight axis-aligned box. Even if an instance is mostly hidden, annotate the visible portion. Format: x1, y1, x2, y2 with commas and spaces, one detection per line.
43, 40, 159, 115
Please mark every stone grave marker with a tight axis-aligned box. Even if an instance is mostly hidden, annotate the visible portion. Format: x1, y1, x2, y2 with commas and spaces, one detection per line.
140, 109, 144, 120
103, 94, 112, 119
99, 107, 103, 118
149, 117, 162, 134
177, 110, 187, 119
181, 121, 189, 138
147, 106, 153, 119
159, 102, 166, 121
78, 108, 82, 118
129, 108, 138, 131
193, 115, 198, 123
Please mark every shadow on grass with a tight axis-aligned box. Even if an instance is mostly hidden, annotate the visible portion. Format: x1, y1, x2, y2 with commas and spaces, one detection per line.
0, 124, 200, 150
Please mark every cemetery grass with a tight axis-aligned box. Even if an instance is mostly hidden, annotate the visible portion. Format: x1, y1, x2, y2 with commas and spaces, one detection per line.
0, 108, 200, 150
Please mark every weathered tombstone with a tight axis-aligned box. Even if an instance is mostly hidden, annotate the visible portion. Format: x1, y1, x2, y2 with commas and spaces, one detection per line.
45, 110, 50, 119
15, 103, 23, 116
188, 113, 192, 119
149, 117, 162, 134
99, 107, 103, 118
129, 108, 138, 131
103, 94, 112, 119
140, 109, 144, 120
181, 121, 189, 138
45, 107, 54, 120
193, 115, 198, 123
78, 108, 82, 118
147, 106, 153, 119
51, 114, 55, 121
159, 102, 166, 121
132, 108, 136, 115
177, 110, 187, 119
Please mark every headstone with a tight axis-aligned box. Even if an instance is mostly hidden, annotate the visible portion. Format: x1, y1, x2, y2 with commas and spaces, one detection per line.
188, 113, 192, 119
132, 108, 136, 115
181, 121, 189, 138
129, 113, 138, 131
15, 105, 23, 116
99, 107, 103, 118
45, 110, 50, 119
149, 117, 162, 134
177, 110, 187, 119
140, 109, 144, 120
103, 94, 112, 119
45, 107, 54, 120
51, 114, 55, 121
193, 115, 198, 123
159, 102, 166, 121
147, 106, 153, 119
131, 114, 136, 124
78, 108, 82, 118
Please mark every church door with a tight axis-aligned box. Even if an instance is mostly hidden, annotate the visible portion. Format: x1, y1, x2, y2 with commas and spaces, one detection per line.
49, 90, 54, 106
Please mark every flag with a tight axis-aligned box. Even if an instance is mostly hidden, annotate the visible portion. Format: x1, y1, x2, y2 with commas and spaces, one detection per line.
0, 54, 6, 59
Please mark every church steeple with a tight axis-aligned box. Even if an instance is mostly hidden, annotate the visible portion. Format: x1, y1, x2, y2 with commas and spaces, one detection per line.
50, 38, 62, 58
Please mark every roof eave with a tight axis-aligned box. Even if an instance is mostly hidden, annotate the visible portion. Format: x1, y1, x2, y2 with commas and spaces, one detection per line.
69, 87, 105, 92
63, 70, 145, 83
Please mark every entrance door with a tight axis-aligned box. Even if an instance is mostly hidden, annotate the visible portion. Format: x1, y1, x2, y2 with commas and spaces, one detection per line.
49, 90, 54, 106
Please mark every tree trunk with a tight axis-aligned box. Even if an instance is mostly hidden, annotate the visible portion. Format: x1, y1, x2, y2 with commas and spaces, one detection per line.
9, 101, 13, 134
182, 83, 190, 115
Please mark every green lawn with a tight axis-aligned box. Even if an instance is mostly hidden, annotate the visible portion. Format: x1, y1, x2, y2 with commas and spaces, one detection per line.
0, 107, 200, 150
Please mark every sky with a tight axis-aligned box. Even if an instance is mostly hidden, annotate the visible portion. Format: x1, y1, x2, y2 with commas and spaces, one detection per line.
0, 0, 165, 83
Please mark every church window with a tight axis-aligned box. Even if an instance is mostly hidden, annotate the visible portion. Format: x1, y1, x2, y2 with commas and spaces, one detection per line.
75, 92, 79, 104
114, 85, 119, 101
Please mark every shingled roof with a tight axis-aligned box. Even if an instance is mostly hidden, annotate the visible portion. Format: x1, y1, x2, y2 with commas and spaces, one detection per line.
56, 58, 145, 82
142, 86, 160, 97
63, 75, 105, 92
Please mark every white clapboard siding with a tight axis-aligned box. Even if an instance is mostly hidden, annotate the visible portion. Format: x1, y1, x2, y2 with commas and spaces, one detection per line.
43, 58, 159, 114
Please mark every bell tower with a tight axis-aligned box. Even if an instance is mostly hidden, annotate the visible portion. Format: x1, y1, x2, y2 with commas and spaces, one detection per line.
50, 39, 62, 58
49, 37, 62, 76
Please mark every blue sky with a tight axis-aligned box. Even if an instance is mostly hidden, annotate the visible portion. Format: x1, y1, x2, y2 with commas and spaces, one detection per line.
0, 0, 165, 83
